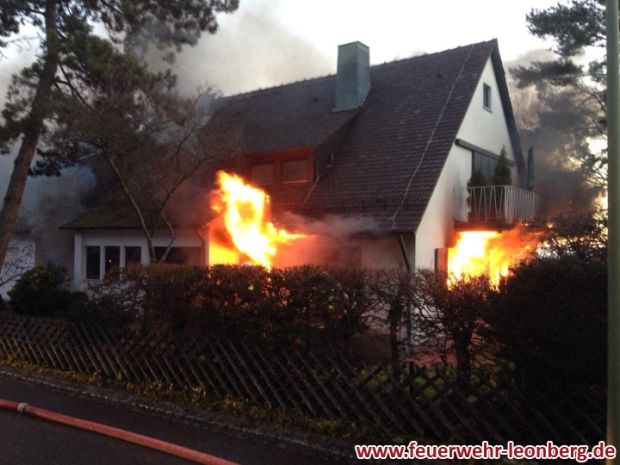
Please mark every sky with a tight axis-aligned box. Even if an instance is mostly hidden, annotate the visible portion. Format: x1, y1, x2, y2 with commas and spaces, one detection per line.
0, 0, 565, 100
157, 0, 563, 95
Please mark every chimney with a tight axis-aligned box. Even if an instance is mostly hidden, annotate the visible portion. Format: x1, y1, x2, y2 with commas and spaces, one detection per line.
334, 41, 370, 111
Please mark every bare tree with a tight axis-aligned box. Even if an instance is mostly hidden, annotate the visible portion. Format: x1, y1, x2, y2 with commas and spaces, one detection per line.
0, 240, 34, 288
36, 52, 240, 262
0, 0, 239, 271
416, 271, 493, 383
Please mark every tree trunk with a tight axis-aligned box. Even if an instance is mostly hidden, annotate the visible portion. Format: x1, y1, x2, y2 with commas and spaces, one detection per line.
0, 1, 59, 269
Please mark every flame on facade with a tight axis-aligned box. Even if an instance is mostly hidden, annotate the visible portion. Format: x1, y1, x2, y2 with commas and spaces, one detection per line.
447, 228, 538, 286
208, 171, 305, 268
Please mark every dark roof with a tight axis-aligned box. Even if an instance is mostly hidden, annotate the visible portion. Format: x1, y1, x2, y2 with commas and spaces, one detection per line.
202, 39, 522, 232
65, 40, 524, 233
203, 76, 360, 155
61, 202, 207, 230
61, 206, 146, 230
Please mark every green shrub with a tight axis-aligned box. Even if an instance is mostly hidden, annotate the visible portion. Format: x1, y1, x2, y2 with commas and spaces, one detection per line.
66, 292, 133, 327
486, 254, 606, 389
492, 147, 512, 186
8, 267, 74, 317
93, 264, 372, 351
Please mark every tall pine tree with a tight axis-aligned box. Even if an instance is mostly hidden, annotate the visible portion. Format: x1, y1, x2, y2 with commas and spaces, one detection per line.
0, 0, 239, 271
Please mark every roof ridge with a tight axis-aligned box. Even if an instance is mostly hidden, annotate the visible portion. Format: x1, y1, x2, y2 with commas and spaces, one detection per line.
221, 73, 335, 101
220, 39, 498, 101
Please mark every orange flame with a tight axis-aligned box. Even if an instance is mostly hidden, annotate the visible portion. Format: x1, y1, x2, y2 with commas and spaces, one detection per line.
447, 228, 538, 286
208, 171, 304, 267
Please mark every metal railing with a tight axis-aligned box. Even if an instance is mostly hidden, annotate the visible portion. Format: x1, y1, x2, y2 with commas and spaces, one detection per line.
454, 185, 541, 225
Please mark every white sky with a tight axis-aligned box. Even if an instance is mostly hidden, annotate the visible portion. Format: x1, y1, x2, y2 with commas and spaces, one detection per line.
0, 0, 570, 98
136, 0, 567, 96
269, 0, 560, 62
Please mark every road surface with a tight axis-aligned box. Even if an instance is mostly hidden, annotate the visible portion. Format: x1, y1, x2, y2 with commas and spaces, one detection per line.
0, 374, 349, 465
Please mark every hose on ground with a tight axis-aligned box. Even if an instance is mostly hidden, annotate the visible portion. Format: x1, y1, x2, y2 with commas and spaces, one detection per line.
0, 398, 240, 465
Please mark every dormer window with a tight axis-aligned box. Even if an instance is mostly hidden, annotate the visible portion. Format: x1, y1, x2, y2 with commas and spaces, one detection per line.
483, 83, 492, 110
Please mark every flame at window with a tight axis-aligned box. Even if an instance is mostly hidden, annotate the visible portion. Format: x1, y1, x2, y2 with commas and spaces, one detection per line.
208, 171, 305, 268
447, 228, 538, 286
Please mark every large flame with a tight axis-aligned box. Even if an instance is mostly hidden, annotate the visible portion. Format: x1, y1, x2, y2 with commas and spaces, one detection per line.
209, 171, 304, 267
448, 228, 538, 286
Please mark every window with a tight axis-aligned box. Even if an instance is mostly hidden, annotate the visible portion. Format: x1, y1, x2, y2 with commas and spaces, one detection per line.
86, 246, 101, 280
125, 246, 142, 267
282, 159, 308, 183
472, 151, 498, 185
246, 150, 313, 186
483, 83, 492, 109
104, 246, 120, 274
154, 247, 202, 265
251, 162, 274, 185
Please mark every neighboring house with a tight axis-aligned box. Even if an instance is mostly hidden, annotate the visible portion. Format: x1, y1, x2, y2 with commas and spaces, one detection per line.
62, 39, 539, 290
0, 225, 36, 298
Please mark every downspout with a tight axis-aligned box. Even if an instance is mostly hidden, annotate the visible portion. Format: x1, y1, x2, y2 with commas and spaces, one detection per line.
397, 234, 412, 271
298, 173, 322, 214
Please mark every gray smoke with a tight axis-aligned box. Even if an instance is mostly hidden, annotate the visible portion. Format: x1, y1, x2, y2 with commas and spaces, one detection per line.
0, 146, 95, 272
132, 0, 332, 96
507, 49, 603, 215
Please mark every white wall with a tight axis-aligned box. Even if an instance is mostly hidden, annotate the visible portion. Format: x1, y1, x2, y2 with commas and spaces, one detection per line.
360, 236, 409, 270
0, 235, 36, 298
415, 57, 516, 270
457, 59, 516, 163
72, 229, 205, 291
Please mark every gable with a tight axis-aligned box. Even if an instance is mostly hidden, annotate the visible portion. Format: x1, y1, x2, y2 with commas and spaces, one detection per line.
300, 41, 501, 232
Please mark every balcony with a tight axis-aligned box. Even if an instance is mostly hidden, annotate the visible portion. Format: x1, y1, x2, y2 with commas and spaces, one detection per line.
454, 185, 542, 229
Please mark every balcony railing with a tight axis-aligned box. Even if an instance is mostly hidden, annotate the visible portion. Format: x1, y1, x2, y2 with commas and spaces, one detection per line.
454, 185, 541, 226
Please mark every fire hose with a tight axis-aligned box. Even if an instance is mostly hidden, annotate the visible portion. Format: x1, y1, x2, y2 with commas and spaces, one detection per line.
0, 398, 240, 465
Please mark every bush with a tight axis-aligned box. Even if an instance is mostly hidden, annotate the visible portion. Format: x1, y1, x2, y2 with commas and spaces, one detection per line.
417, 272, 492, 382
8, 267, 74, 317
486, 254, 606, 389
66, 292, 134, 327
93, 264, 372, 352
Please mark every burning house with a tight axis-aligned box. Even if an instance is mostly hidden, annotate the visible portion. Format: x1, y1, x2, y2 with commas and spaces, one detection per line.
62, 39, 540, 290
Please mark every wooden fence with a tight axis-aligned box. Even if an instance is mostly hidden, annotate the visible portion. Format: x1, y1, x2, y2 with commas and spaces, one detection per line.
0, 313, 604, 445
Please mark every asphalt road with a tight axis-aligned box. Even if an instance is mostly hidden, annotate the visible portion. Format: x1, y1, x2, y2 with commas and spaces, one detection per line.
0, 375, 349, 465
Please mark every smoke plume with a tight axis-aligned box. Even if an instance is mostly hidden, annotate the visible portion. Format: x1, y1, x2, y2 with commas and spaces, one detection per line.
132, 0, 332, 96
507, 49, 603, 215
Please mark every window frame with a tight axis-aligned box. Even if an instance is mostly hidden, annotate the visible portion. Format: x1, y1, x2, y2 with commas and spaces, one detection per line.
246, 148, 313, 187
483, 83, 492, 110
124, 246, 142, 267
85, 246, 101, 280
104, 246, 120, 275
282, 158, 311, 184
472, 151, 498, 186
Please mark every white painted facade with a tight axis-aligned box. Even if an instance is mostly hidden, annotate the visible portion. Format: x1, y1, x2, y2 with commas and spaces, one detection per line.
414, 57, 517, 270
72, 229, 205, 291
